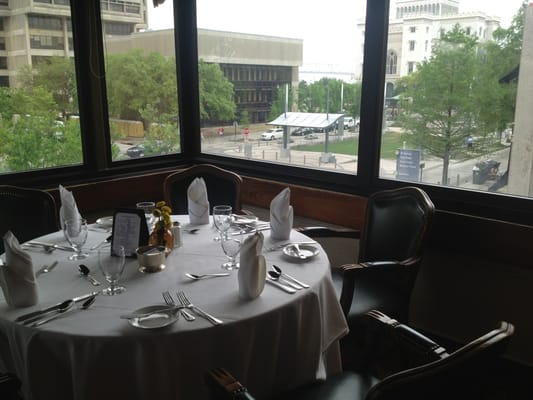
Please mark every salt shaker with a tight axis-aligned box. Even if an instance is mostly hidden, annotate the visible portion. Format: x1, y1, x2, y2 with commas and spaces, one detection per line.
171, 221, 182, 248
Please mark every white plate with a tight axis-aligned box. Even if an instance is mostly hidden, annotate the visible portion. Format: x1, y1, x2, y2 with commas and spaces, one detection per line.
282, 244, 319, 260
96, 216, 113, 228
127, 306, 179, 329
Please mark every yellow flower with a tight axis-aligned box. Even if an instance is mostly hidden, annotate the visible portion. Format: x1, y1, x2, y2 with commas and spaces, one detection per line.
156, 201, 166, 208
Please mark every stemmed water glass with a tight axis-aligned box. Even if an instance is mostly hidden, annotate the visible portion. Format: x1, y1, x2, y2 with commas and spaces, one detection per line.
220, 223, 243, 270
63, 218, 89, 260
98, 243, 126, 295
136, 201, 155, 227
213, 205, 232, 241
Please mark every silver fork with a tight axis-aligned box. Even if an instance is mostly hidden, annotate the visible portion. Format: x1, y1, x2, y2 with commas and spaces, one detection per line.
176, 291, 223, 325
162, 291, 195, 322
366, 309, 399, 327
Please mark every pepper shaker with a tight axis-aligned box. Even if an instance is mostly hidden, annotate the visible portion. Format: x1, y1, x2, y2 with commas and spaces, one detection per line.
172, 221, 182, 248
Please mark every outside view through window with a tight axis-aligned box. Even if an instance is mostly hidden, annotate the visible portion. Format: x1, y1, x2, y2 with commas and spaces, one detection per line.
1, 0, 532, 200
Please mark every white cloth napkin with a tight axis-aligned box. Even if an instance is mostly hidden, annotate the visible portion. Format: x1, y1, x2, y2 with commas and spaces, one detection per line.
0, 231, 38, 307
59, 184, 81, 230
187, 177, 210, 225
238, 232, 266, 300
269, 187, 293, 240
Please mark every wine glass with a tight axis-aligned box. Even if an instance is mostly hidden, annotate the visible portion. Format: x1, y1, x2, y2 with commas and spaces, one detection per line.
136, 201, 155, 226
213, 205, 232, 241
220, 224, 243, 270
98, 243, 126, 295
63, 218, 89, 260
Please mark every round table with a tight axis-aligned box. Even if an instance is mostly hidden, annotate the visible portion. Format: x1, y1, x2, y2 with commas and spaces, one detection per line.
0, 216, 348, 400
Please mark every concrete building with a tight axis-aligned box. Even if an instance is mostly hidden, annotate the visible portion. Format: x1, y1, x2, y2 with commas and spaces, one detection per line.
105, 29, 303, 123
357, 0, 500, 98
0, 0, 302, 124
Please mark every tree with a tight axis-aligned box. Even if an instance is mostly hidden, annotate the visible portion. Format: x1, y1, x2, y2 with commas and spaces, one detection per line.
198, 60, 236, 123
399, 25, 480, 185
17, 57, 77, 119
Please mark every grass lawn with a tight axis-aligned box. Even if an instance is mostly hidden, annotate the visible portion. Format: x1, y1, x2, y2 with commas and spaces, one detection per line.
292, 131, 409, 159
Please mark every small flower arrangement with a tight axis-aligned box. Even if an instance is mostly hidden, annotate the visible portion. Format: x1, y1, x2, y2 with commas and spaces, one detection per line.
149, 201, 173, 251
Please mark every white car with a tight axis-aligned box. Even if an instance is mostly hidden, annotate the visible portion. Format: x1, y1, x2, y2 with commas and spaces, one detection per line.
260, 128, 284, 140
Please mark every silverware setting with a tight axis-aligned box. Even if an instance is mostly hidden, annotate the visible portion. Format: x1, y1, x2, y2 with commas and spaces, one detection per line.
272, 265, 310, 289
267, 271, 304, 290
26, 241, 74, 252
35, 261, 59, 277
184, 272, 231, 280
78, 264, 101, 286
89, 235, 112, 251
265, 277, 296, 294
29, 295, 96, 327
176, 291, 223, 325
16, 292, 99, 324
162, 291, 195, 321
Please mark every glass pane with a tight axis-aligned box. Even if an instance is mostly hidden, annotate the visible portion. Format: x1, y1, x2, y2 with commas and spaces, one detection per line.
382, 0, 531, 198
196, 0, 366, 175
0, 7, 82, 174
102, 0, 180, 162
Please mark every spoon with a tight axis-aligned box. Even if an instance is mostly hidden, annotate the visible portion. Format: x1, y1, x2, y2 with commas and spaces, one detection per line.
185, 272, 231, 280
267, 270, 304, 290
292, 243, 307, 259
22, 299, 74, 326
78, 264, 101, 286
272, 265, 310, 288
31, 295, 96, 327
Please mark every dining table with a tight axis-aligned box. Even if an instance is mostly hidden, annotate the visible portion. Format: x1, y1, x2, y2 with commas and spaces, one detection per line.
0, 215, 348, 400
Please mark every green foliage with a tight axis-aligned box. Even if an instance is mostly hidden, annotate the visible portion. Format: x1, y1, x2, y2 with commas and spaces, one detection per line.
297, 78, 361, 118
268, 85, 293, 120
140, 104, 180, 152
239, 110, 250, 127
198, 60, 236, 123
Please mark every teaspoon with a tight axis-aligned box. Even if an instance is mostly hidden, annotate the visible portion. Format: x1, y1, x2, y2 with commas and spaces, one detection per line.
31, 295, 96, 327
272, 265, 310, 288
78, 264, 101, 286
292, 243, 307, 259
185, 272, 230, 280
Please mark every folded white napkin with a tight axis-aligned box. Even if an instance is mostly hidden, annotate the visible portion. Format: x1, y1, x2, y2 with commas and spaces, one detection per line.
238, 232, 266, 300
59, 184, 81, 230
0, 231, 38, 307
269, 187, 293, 240
187, 177, 210, 225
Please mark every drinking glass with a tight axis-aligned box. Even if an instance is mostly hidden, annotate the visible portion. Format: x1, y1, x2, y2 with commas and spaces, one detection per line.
220, 224, 243, 270
136, 201, 155, 226
63, 218, 89, 260
98, 243, 126, 295
213, 205, 232, 241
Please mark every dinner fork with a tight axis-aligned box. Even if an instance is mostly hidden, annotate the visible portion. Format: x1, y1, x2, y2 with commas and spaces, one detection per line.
176, 291, 223, 325
366, 309, 399, 327
162, 291, 195, 321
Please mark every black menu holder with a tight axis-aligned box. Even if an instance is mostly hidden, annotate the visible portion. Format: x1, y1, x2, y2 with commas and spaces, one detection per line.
111, 208, 149, 257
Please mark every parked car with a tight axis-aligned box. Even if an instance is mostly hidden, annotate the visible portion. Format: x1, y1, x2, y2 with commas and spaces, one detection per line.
291, 127, 314, 136
126, 140, 171, 158
260, 128, 284, 141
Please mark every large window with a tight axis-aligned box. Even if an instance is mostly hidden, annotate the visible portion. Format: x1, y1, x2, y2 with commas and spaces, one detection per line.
195, 0, 365, 176
1, 0, 533, 226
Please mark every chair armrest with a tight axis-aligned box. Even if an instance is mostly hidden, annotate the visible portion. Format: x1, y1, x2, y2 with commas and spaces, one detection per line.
295, 226, 361, 239
205, 368, 255, 400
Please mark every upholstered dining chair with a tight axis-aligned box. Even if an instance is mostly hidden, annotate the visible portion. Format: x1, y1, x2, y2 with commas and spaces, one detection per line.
163, 164, 244, 215
206, 313, 514, 400
297, 186, 435, 370
0, 185, 59, 253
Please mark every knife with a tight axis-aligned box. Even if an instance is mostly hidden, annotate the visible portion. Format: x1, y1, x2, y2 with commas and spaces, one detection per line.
27, 241, 74, 251
266, 278, 296, 294
15, 292, 99, 323
35, 261, 59, 277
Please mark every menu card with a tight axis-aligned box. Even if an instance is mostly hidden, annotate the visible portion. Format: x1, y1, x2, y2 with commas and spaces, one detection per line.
111, 209, 149, 257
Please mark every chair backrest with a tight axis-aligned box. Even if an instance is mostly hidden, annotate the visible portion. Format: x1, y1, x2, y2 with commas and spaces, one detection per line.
0, 185, 59, 253
163, 164, 243, 214
366, 321, 515, 400
359, 186, 435, 263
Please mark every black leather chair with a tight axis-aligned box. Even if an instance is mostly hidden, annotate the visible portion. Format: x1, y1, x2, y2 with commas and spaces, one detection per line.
0, 372, 21, 400
0, 185, 59, 253
297, 186, 435, 371
206, 312, 514, 400
163, 164, 244, 215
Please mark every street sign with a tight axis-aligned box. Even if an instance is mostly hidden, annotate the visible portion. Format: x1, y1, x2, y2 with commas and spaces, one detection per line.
396, 149, 421, 181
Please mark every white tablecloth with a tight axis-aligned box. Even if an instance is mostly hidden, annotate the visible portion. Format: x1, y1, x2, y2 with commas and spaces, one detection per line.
0, 216, 348, 400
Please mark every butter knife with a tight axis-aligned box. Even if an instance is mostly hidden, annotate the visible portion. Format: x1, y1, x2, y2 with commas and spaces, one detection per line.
120, 305, 185, 320
27, 241, 74, 251
15, 292, 99, 323
266, 278, 296, 294
35, 261, 59, 277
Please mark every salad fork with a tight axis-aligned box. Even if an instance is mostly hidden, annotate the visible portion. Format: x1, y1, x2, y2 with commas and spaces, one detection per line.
176, 291, 223, 325
162, 291, 195, 321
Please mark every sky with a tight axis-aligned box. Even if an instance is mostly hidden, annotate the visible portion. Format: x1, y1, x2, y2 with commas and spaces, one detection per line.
146, 0, 526, 76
